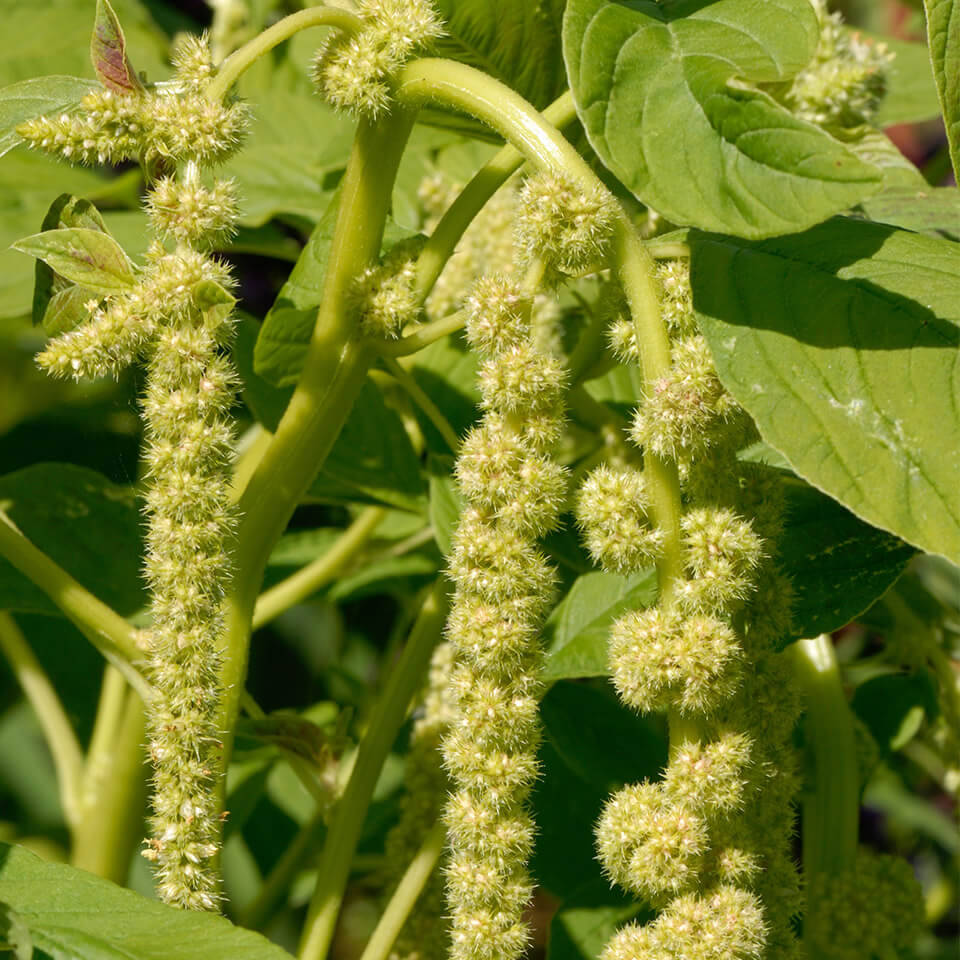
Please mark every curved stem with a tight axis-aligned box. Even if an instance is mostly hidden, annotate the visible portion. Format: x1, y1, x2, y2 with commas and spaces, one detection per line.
215, 109, 415, 843
380, 358, 460, 453
377, 310, 466, 357
253, 507, 386, 630
0, 612, 84, 827
298, 580, 447, 960
0, 511, 149, 694
411, 90, 578, 303
206, 6, 364, 101
794, 634, 859, 879
358, 822, 446, 960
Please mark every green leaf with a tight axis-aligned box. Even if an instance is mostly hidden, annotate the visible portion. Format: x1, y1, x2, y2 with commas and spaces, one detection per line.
31, 194, 111, 333
847, 128, 927, 189
222, 88, 352, 227
858, 186, 960, 241
307, 381, 427, 512
193, 279, 237, 328
870, 32, 942, 126
0, 841, 297, 960
13, 227, 135, 295
563, 0, 882, 238
778, 478, 916, 646
0, 76, 92, 158
542, 569, 658, 682
0, 464, 145, 616
91, 0, 144, 94
851, 672, 938, 755
548, 878, 648, 960
923, 0, 960, 181
432, 0, 568, 108
691, 218, 960, 564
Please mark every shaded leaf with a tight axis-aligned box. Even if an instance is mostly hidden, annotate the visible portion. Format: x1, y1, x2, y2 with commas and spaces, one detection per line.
542, 569, 658, 682
548, 878, 648, 960
91, 0, 144, 94
13, 227, 135, 295
0, 841, 297, 960
852, 671, 938, 755
563, 0, 881, 238
691, 218, 960, 563
0, 76, 92, 158
428, 463, 464, 557
193, 279, 236, 328
923, 0, 960, 181
778, 477, 916, 646
0, 463, 145, 616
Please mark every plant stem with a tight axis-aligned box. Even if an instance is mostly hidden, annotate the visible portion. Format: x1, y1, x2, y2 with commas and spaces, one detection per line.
357, 821, 446, 960
794, 634, 859, 879
0, 511, 148, 694
395, 59, 685, 590
206, 6, 364, 101
377, 309, 466, 357
216, 109, 415, 836
411, 90, 578, 303
0, 612, 84, 827
72, 674, 146, 882
298, 580, 447, 960
253, 507, 386, 630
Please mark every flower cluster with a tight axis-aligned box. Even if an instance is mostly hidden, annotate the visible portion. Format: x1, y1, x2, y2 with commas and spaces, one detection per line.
785, 0, 894, 130
581, 258, 805, 959
443, 266, 568, 960
311, 0, 443, 117
28, 39, 244, 911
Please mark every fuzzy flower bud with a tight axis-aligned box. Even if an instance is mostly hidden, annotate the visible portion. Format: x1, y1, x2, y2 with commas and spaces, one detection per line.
515, 171, 616, 275
465, 275, 531, 357
351, 239, 423, 339
630, 336, 740, 461
596, 782, 707, 903
312, 0, 443, 117
575, 465, 663, 573
146, 177, 238, 247
662, 732, 754, 814
171, 32, 217, 92
609, 607, 743, 715
477, 344, 566, 417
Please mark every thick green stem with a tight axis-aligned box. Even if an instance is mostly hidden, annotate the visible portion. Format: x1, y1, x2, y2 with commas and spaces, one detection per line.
216, 110, 415, 839
253, 507, 386, 630
206, 6, 363, 101
0, 612, 84, 827
411, 91, 577, 304
377, 310, 466, 357
71, 675, 146, 882
298, 580, 448, 960
794, 634, 859, 879
0, 512, 148, 694
358, 822, 446, 960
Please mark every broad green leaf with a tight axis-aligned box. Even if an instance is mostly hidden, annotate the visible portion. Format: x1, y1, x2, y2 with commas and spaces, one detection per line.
432, 0, 568, 108
0, 464, 145, 616
778, 478, 916, 646
539, 682, 666, 792
222, 88, 352, 227
858, 186, 960, 241
0, 76, 93, 158
563, 0, 882, 238
0, 841, 297, 960
408, 332, 479, 450
543, 569, 658, 682
13, 227, 135, 295
548, 879, 648, 960
923, 0, 960, 180
91, 0, 144, 94
870, 33, 942, 126
329, 549, 440, 601
848, 128, 927, 189
0, 0, 169, 89
691, 218, 960, 563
